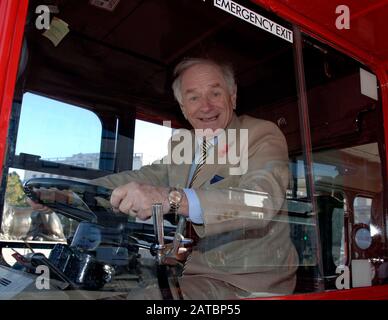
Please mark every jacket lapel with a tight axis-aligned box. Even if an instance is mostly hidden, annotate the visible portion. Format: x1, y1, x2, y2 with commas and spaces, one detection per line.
190, 114, 241, 188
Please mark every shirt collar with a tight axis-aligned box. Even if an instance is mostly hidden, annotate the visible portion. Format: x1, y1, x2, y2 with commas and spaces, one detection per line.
195, 133, 222, 149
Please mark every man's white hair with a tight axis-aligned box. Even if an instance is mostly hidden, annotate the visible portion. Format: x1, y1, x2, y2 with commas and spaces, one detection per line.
172, 58, 236, 105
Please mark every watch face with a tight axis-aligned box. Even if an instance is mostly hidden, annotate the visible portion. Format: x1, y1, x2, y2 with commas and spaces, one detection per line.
169, 190, 182, 204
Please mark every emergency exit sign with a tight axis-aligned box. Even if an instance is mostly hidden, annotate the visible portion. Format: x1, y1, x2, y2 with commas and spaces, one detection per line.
214, 0, 293, 43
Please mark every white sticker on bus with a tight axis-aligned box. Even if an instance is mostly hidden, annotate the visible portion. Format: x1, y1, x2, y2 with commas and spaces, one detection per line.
214, 0, 293, 43
360, 68, 378, 101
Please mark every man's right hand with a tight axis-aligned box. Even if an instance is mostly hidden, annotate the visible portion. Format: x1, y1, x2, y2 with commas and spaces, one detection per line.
26, 190, 52, 213
26, 198, 51, 213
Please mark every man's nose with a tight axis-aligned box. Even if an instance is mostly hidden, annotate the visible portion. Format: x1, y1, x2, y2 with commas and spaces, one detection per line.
199, 95, 214, 112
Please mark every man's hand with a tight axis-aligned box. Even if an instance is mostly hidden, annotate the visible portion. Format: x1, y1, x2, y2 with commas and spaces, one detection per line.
26, 193, 52, 213
110, 182, 171, 220
26, 198, 47, 210
26, 188, 75, 213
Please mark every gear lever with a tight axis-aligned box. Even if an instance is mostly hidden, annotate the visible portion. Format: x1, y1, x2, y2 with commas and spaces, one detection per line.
152, 203, 165, 263
151, 203, 193, 266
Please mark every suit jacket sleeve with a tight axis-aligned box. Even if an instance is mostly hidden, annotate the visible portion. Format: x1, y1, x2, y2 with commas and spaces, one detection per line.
193, 118, 290, 237
91, 157, 170, 189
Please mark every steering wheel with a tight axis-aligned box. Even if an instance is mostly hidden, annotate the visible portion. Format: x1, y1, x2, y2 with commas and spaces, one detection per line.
23, 177, 176, 236
22, 178, 191, 298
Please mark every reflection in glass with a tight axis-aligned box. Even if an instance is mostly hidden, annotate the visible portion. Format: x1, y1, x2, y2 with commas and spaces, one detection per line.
354, 197, 372, 225
355, 227, 372, 250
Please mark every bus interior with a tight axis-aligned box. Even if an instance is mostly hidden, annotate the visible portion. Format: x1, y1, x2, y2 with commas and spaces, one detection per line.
0, 0, 386, 298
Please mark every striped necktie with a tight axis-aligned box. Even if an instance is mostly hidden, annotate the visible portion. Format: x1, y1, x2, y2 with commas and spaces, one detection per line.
189, 138, 212, 188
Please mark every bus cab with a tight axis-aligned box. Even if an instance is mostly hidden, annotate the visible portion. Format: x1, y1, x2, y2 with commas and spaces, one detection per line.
0, 0, 387, 299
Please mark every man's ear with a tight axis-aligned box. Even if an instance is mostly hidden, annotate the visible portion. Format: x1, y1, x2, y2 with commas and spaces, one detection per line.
180, 104, 188, 119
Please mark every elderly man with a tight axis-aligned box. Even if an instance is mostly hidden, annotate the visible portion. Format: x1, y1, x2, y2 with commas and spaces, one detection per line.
92, 58, 298, 299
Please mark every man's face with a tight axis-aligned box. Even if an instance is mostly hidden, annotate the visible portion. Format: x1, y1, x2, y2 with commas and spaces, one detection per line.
180, 63, 236, 133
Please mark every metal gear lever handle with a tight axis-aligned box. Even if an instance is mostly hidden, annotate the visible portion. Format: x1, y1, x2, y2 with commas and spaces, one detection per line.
151, 203, 192, 265
152, 203, 165, 263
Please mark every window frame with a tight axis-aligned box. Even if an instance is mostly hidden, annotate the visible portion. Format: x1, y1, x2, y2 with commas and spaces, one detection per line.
6, 92, 137, 180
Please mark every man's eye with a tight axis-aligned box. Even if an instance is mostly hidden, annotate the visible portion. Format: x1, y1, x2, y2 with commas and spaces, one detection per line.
212, 91, 221, 97
189, 96, 198, 102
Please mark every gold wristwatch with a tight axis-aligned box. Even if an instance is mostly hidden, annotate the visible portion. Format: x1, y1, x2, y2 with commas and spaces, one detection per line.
168, 187, 183, 222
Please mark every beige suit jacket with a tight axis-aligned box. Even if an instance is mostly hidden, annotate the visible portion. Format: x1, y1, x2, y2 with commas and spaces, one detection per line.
93, 114, 298, 296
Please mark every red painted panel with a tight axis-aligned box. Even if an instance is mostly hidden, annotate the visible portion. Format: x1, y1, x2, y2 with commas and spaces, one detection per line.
0, 0, 29, 181
251, 0, 383, 68
282, 0, 388, 63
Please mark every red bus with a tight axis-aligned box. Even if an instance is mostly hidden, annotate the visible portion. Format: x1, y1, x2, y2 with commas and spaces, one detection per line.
0, 0, 387, 300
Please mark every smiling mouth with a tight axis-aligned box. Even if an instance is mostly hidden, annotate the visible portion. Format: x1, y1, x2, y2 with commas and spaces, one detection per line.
199, 115, 219, 122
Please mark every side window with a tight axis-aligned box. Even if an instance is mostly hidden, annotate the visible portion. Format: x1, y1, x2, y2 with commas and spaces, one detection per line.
332, 206, 345, 266
353, 196, 373, 252
0, 93, 103, 256
302, 32, 384, 288
15, 92, 102, 170
133, 119, 172, 169
131, 119, 172, 227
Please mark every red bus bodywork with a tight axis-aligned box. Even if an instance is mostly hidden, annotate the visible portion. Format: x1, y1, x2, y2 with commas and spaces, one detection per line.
0, 0, 387, 299
0, 0, 28, 176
